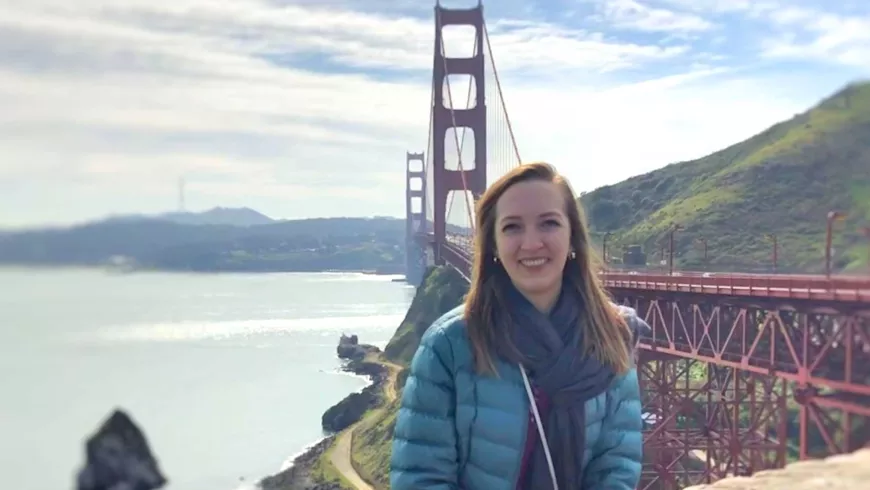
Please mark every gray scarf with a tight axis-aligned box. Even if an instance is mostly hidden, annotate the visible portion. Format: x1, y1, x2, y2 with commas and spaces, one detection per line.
494, 278, 615, 490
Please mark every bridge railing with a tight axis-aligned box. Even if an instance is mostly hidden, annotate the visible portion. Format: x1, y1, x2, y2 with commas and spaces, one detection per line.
603, 271, 870, 302
422, 231, 870, 301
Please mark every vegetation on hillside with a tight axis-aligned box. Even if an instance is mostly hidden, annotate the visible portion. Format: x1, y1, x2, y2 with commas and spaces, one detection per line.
580, 81, 870, 273
350, 266, 468, 489
383, 266, 469, 367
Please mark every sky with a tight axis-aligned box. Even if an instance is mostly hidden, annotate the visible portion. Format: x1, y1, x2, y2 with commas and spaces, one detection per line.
1, 0, 869, 228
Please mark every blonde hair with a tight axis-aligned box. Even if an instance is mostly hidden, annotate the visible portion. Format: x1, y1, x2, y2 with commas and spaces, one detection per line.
462, 162, 632, 375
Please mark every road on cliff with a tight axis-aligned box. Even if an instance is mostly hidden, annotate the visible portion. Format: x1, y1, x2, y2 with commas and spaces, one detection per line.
330, 359, 403, 490
330, 424, 374, 490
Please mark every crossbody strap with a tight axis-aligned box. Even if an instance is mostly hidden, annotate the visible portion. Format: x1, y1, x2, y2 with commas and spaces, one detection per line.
519, 364, 559, 490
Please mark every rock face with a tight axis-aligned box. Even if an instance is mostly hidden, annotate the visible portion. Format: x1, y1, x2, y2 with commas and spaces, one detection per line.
260, 334, 392, 490
337, 333, 377, 361
76, 409, 167, 490
684, 448, 870, 490
259, 436, 344, 490
322, 336, 389, 433
321, 390, 377, 432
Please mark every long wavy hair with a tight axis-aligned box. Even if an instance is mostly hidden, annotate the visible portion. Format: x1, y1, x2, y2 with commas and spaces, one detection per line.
462, 162, 632, 375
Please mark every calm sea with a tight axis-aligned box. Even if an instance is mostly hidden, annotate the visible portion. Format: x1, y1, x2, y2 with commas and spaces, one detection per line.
0, 267, 414, 490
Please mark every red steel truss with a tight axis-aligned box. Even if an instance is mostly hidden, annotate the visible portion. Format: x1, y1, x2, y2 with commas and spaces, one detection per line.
611, 289, 870, 489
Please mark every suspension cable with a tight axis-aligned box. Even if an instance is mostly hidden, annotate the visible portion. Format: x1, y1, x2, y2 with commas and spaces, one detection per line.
482, 19, 521, 165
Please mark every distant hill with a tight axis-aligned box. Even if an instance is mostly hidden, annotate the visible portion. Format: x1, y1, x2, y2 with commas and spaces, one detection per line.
157, 207, 275, 226
0, 216, 407, 273
103, 207, 276, 227
581, 81, 870, 273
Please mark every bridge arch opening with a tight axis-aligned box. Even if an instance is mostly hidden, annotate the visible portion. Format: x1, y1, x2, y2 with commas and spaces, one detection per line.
444, 126, 476, 171
445, 189, 476, 245
440, 24, 477, 59
409, 176, 423, 192
410, 196, 423, 215
407, 158, 424, 173
443, 74, 477, 110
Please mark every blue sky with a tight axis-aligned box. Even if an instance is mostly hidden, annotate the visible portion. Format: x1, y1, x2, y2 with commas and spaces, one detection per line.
0, 0, 868, 228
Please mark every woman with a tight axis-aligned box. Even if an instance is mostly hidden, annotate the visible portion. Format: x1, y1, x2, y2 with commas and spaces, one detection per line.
390, 162, 647, 490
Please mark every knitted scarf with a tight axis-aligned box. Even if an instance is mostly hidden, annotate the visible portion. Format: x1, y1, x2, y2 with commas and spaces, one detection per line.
494, 279, 615, 489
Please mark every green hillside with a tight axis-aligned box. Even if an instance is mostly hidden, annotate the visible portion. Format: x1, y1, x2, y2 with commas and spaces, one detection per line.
349, 266, 468, 489
383, 266, 468, 366
581, 81, 870, 273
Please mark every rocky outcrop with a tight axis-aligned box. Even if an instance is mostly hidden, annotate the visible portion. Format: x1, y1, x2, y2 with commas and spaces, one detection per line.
684, 448, 870, 490
337, 333, 379, 361
76, 409, 167, 490
260, 335, 392, 489
322, 338, 389, 433
321, 390, 376, 433
259, 436, 342, 490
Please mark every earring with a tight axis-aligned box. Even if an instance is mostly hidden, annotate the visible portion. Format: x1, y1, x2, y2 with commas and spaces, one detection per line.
493, 256, 499, 263
569, 250, 576, 259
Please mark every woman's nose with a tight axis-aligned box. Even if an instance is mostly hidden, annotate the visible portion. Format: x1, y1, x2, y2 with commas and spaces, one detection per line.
520, 230, 544, 250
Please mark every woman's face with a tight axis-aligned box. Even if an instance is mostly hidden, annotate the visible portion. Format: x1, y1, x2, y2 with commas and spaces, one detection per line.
494, 180, 571, 311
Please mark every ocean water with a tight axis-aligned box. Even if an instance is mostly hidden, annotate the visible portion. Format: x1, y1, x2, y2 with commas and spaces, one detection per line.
0, 267, 414, 490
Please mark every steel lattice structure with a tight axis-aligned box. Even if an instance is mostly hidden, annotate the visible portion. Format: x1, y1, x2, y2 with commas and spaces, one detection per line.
611, 290, 870, 488
404, 3, 870, 489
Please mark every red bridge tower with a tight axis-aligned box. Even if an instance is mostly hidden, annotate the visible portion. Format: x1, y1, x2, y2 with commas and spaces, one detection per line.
431, 3, 488, 264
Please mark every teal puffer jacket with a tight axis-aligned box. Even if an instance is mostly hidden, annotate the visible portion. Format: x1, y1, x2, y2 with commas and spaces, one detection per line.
390, 304, 645, 490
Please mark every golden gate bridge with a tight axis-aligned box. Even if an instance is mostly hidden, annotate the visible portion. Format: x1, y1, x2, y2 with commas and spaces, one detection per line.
402, 2, 870, 489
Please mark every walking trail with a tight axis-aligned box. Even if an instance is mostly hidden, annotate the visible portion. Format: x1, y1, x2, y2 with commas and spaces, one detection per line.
329, 359, 403, 490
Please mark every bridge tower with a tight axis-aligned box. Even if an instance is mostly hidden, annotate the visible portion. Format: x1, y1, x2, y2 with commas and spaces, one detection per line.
405, 151, 427, 286
431, 3, 487, 264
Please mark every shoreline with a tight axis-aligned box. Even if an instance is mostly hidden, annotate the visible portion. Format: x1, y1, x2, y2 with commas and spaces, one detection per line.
258, 337, 390, 490
0, 263, 409, 277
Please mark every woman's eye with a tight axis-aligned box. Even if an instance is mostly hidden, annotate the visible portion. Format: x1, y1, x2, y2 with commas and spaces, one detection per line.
542, 219, 561, 227
502, 223, 519, 232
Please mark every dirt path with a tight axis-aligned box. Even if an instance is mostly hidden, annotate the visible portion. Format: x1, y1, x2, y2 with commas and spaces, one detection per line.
330, 423, 374, 490
381, 360, 403, 403
330, 358, 404, 490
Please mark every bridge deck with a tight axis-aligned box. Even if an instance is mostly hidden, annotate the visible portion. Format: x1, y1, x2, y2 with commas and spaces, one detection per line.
420, 232, 870, 301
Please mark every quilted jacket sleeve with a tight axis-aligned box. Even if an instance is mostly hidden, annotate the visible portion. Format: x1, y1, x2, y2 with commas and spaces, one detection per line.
583, 367, 643, 489
583, 306, 647, 489
390, 323, 460, 490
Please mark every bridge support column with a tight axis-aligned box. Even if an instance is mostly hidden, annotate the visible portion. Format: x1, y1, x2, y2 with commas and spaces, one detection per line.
405, 151, 427, 287
431, 4, 487, 265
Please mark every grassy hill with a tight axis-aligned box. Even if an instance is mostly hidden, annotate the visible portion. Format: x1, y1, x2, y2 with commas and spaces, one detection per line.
348, 266, 468, 489
580, 81, 870, 273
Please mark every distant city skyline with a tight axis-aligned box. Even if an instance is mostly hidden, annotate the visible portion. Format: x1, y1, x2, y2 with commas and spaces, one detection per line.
1, 0, 869, 228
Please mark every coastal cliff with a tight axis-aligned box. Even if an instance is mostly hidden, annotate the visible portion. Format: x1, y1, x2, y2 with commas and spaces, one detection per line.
350, 266, 468, 488
258, 265, 468, 490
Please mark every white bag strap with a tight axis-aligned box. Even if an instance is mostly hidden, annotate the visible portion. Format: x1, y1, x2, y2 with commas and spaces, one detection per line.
519, 364, 559, 490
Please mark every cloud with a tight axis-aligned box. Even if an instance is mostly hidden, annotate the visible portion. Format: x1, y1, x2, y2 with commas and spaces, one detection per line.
760, 7, 870, 69
0, 0, 867, 227
589, 0, 714, 33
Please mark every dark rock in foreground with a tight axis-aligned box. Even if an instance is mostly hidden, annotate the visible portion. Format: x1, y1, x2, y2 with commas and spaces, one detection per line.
76, 409, 167, 490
